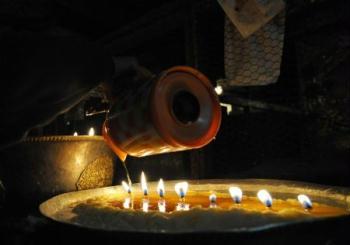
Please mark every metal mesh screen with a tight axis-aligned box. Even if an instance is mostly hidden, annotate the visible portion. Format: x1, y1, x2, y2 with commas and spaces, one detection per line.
224, 12, 285, 86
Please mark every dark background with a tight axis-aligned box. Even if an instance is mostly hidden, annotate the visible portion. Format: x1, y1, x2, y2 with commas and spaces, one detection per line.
0, 0, 349, 244
12, 0, 348, 187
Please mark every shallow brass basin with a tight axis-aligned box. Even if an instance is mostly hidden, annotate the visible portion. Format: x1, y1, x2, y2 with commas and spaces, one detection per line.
0, 136, 115, 205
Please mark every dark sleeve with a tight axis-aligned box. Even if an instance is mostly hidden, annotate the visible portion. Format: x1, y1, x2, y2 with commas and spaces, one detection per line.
0, 29, 115, 148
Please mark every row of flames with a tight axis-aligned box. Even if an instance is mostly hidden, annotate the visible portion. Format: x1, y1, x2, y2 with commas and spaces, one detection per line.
120, 172, 313, 212
72, 127, 95, 136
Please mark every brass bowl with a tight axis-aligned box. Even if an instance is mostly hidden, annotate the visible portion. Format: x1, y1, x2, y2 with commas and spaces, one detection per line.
0, 136, 115, 205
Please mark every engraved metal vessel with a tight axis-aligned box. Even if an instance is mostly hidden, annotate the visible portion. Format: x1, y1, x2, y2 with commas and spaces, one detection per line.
0, 136, 115, 205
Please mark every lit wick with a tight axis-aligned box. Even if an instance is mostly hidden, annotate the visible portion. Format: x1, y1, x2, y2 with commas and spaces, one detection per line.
157, 178, 165, 198
229, 187, 242, 204
215, 85, 223, 95
141, 171, 149, 212
175, 182, 188, 201
209, 193, 217, 208
257, 190, 273, 208
122, 181, 131, 194
73, 132, 78, 136
175, 182, 189, 211
157, 178, 166, 212
121, 181, 132, 209
141, 171, 148, 196
88, 127, 95, 136
298, 194, 313, 210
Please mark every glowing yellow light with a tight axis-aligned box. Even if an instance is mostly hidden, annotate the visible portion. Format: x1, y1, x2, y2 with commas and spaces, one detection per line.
298, 194, 312, 210
229, 186, 243, 204
121, 181, 131, 194
175, 182, 188, 199
209, 193, 217, 208
257, 190, 273, 207
220, 103, 232, 115
141, 171, 148, 196
88, 127, 95, 136
209, 193, 217, 203
157, 179, 165, 198
215, 85, 223, 95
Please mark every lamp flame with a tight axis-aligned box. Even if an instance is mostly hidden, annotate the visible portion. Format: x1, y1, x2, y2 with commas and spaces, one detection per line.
257, 190, 273, 207
209, 194, 217, 204
73, 132, 78, 136
209, 193, 217, 208
175, 182, 188, 199
157, 178, 165, 198
141, 171, 148, 196
122, 181, 131, 194
215, 85, 223, 95
88, 127, 95, 136
298, 194, 312, 210
229, 187, 243, 204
